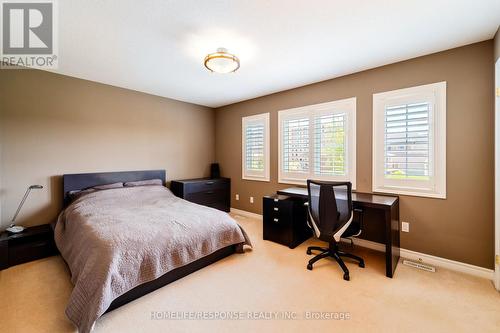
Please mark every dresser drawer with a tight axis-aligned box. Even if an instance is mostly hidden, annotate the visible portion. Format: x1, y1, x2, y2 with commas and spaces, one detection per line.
204, 201, 229, 211
185, 188, 228, 205
185, 179, 229, 193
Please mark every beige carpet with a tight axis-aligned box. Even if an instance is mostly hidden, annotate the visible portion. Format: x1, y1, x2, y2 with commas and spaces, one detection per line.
1, 214, 499, 333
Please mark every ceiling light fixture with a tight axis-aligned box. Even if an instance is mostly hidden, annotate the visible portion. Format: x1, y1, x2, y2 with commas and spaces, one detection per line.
204, 48, 240, 73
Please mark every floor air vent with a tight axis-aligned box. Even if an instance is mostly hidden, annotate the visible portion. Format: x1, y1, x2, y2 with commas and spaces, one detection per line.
402, 259, 436, 272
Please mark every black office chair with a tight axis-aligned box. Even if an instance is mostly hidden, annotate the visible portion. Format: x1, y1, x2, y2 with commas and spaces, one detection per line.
305, 180, 364, 281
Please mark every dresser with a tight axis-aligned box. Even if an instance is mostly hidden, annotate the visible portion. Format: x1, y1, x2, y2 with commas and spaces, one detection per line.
170, 178, 230, 212
0, 224, 58, 270
263, 194, 311, 248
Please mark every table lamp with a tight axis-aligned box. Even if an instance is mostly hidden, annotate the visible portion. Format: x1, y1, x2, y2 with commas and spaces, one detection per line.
6, 185, 43, 234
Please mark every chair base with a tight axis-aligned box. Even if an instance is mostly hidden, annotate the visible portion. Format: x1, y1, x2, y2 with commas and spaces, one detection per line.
306, 243, 365, 281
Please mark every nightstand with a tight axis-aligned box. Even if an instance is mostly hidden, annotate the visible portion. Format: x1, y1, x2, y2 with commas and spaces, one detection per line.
0, 224, 58, 270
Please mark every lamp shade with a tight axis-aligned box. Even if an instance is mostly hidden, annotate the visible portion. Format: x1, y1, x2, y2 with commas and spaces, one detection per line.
204, 48, 240, 73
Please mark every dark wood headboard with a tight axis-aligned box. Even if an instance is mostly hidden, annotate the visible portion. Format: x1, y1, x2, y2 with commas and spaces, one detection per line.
62, 170, 166, 207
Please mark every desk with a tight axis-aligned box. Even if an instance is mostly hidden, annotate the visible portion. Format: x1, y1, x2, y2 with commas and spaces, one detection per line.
277, 187, 400, 278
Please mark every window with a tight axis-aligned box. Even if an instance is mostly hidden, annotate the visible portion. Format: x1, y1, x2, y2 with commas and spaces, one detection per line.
373, 82, 446, 198
278, 98, 356, 187
242, 113, 270, 181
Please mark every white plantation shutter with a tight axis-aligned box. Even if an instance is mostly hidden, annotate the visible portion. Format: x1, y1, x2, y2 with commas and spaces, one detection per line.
245, 124, 265, 171
282, 117, 310, 173
242, 113, 270, 181
384, 102, 430, 180
314, 113, 346, 176
279, 98, 356, 186
373, 82, 446, 198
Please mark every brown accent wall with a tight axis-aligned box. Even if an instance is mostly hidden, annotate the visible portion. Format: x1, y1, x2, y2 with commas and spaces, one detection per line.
215, 41, 495, 268
0, 70, 215, 228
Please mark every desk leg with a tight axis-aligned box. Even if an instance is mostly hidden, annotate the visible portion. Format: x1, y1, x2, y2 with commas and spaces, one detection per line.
385, 202, 400, 278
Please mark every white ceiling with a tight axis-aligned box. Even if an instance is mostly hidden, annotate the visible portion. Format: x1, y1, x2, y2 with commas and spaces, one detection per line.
53, 0, 500, 108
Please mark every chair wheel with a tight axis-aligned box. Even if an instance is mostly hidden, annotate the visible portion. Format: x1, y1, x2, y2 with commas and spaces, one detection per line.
306, 249, 312, 255
343, 273, 350, 281
359, 261, 365, 268
307, 264, 313, 270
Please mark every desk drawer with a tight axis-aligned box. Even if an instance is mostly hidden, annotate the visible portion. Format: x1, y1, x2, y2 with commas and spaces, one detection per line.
263, 208, 292, 225
263, 195, 310, 248
264, 196, 293, 218
263, 212, 291, 227
263, 196, 293, 246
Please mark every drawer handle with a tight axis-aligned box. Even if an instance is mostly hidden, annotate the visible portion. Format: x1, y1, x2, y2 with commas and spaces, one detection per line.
273, 207, 279, 211
273, 218, 279, 223
274, 198, 279, 202
205, 181, 215, 185
206, 191, 214, 194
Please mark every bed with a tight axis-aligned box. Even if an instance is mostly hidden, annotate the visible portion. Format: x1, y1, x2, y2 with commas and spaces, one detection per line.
55, 170, 250, 333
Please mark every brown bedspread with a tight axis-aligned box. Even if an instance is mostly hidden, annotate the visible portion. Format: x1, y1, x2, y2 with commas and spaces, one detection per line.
54, 185, 251, 333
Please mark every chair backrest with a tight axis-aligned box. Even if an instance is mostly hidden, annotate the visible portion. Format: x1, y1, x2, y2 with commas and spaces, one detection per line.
306, 180, 353, 238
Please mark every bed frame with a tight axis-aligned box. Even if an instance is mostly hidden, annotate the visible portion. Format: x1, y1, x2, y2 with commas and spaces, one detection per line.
61, 170, 239, 313
62, 169, 167, 207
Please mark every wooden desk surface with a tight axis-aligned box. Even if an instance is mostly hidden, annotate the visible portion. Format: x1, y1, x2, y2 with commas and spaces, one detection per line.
277, 187, 398, 209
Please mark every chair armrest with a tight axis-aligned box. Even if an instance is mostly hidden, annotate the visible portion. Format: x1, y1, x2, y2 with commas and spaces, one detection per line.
303, 202, 312, 229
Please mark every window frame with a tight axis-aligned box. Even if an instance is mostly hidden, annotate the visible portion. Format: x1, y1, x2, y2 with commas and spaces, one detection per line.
372, 82, 446, 199
242, 112, 270, 182
278, 97, 357, 188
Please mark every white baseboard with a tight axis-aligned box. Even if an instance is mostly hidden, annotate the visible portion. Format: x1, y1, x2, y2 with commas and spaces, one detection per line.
232, 208, 494, 281
399, 247, 494, 280
230, 208, 262, 220
345, 238, 494, 280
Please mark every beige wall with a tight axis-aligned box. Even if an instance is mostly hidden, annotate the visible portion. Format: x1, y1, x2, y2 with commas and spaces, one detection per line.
215, 41, 495, 269
0, 70, 215, 228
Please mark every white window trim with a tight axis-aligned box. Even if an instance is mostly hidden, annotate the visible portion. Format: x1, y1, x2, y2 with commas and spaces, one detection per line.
372, 82, 446, 199
242, 112, 270, 182
278, 97, 357, 188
